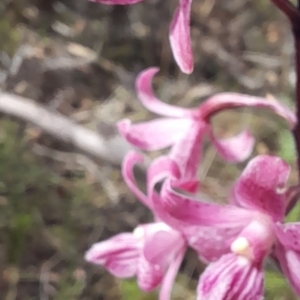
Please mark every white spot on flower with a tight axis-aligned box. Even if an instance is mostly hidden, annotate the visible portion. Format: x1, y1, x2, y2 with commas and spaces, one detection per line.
276, 186, 286, 194
133, 227, 145, 239
230, 237, 252, 260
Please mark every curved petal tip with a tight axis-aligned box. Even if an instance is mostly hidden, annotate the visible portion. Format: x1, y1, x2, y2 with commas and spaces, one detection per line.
169, 0, 194, 74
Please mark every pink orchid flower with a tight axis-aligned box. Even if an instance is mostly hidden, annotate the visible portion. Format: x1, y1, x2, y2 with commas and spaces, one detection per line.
127, 151, 262, 262
85, 153, 187, 300
122, 150, 263, 296
118, 67, 296, 192
90, 0, 193, 73
156, 154, 300, 299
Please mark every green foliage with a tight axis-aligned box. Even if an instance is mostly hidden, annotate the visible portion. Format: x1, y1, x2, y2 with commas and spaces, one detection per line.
278, 129, 296, 164
0, 17, 20, 56
6, 213, 33, 264
119, 279, 157, 300
0, 121, 54, 264
0, 120, 91, 266
54, 268, 86, 300
265, 270, 298, 300
286, 201, 300, 223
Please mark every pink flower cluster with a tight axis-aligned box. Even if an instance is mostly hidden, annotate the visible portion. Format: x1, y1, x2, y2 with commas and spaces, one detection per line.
85, 66, 300, 299
85, 1, 300, 298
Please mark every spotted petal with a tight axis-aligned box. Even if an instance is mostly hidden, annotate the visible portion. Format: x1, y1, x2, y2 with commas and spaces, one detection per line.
147, 158, 255, 262
232, 155, 290, 222
274, 242, 300, 296
160, 181, 256, 228
186, 225, 246, 263
197, 253, 264, 300
274, 222, 300, 252
159, 185, 256, 261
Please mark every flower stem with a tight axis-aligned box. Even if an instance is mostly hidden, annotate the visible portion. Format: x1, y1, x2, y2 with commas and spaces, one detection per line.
269, 0, 299, 21
293, 28, 300, 177
270, 0, 300, 176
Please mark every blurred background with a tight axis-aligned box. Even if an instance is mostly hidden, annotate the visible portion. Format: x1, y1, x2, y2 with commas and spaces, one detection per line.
0, 0, 299, 299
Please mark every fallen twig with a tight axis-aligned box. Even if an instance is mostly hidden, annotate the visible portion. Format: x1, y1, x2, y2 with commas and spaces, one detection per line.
0, 92, 133, 165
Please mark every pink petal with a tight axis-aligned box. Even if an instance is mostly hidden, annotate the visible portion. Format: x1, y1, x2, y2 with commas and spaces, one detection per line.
169, 120, 207, 186
134, 222, 184, 296
117, 118, 193, 151
85, 233, 140, 278
233, 155, 290, 221
143, 229, 185, 269
174, 179, 199, 194
169, 0, 194, 74
186, 212, 276, 263
147, 155, 255, 224
145, 155, 248, 263
91, 0, 144, 3
122, 152, 199, 228
146, 155, 202, 228
137, 254, 165, 291
197, 254, 264, 300
210, 130, 255, 162
146, 156, 187, 224
186, 225, 246, 263
159, 184, 256, 261
160, 181, 256, 228
122, 151, 150, 208
274, 222, 300, 252
274, 242, 300, 295
136, 67, 194, 117
159, 247, 185, 300
122, 152, 185, 226
147, 156, 193, 224
199, 93, 296, 128
146, 156, 181, 197
147, 158, 254, 262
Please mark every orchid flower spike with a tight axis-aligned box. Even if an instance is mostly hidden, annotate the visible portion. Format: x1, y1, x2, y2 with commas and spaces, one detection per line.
90, 0, 194, 74
118, 67, 296, 192
156, 154, 300, 299
85, 152, 187, 300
